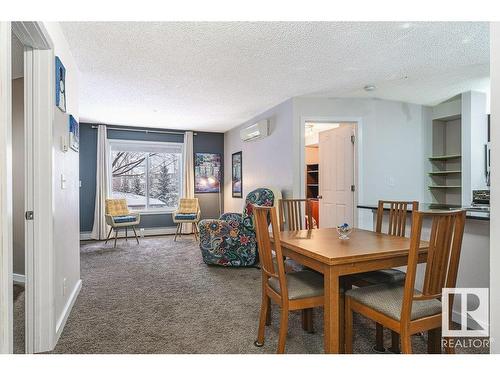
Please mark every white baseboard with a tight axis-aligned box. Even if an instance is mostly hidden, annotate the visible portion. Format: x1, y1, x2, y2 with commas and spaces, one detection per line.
80, 226, 177, 241
54, 279, 82, 344
13, 273, 26, 285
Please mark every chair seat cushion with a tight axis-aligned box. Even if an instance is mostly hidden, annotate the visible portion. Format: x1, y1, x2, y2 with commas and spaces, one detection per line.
351, 269, 406, 285
174, 213, 198, 220
268, 270, 325, 300
346, 283, 442, 321
113, 215, 137, 224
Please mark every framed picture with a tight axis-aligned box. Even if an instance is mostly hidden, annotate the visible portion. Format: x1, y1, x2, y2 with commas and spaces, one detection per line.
232, 151, 242, 198
69, 115, 79, 152
55, 56, 67, 112
195, 153, 222, 193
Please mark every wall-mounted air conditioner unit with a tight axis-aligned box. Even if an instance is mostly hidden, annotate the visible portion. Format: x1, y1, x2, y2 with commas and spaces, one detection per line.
240, 119, 269, 142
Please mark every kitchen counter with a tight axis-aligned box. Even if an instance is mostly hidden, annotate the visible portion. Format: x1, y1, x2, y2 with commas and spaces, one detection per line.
357, 203, 489, 221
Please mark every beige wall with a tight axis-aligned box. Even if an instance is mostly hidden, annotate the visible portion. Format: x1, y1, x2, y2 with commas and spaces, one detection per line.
12, 78, 24, 275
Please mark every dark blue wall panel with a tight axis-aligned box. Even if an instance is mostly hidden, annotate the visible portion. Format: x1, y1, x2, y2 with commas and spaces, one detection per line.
79, 123, 224, 232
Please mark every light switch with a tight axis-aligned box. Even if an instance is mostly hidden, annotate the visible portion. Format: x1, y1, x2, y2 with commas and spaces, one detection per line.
61, 174, 67, 189
61, 135, 69, 152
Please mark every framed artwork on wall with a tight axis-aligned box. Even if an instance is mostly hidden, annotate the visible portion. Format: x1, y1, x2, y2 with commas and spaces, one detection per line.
194, 153, 222, 193
69, 115, 79, 152
55, 56, 67, 112
232, 151, 242, 198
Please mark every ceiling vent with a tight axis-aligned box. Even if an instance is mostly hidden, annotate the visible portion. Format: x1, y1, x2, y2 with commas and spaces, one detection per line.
240, 119, 269, 142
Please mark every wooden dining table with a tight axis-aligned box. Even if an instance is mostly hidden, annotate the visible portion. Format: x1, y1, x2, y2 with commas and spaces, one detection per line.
274, 227, 429, 354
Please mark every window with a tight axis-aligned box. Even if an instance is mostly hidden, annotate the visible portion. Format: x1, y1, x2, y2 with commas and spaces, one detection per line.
108, 140, 183, 212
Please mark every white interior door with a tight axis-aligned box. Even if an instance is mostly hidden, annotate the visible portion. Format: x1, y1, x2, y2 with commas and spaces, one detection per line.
318, 124, 355, 228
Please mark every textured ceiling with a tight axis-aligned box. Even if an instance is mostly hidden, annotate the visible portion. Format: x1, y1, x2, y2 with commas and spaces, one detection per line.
60, 22, 489, 132
11, 32, 23, 79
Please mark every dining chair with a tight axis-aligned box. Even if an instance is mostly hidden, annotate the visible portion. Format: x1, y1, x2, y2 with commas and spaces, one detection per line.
278, 198, 313, 231
345, 209, 466, 354
253, 205, 329, 354
348, 200, 419, 352
278, 198, 316, 332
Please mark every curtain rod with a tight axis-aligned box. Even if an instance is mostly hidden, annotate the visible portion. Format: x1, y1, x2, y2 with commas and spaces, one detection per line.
90, 125, 197, 136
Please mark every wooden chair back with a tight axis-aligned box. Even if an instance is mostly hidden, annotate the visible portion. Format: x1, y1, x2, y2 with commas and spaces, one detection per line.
253, 205, 289, 300
402, 210, 466, 323
278, 198, 312, 231
376, 200, 419, 237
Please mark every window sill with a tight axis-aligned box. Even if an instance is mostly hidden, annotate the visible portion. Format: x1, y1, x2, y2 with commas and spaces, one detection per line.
131, 210, 176, 216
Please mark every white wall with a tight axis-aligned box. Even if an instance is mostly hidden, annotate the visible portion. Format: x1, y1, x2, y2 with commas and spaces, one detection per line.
42, 22, 81, 342
293, 97, 431, 229
224, 99, 293, 213
12, 78, 24, 276
490, 22, 500, 354
224, 97, 432, 229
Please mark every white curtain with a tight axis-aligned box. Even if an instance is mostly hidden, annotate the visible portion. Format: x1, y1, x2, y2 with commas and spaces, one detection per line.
91, 125, 109, 240
182, 131, 194, 232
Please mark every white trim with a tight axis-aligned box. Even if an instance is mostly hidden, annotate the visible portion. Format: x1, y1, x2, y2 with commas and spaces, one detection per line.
0, 21, 14, 354
298, 115, 364, 227
80, 226, 177, 241
12, 22, 51, 50
107, 138, 184, 213
23, 23, 55, 354
54, 279, 81, 342
13, 273, 26, 285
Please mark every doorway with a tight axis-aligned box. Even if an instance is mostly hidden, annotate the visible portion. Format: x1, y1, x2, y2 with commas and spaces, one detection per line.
0, 21, 55, 354
303, 121, 358, 228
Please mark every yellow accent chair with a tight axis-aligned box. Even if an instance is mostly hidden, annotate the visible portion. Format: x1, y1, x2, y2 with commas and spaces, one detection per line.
172, 198, 201, 241
105, 199, 141, 247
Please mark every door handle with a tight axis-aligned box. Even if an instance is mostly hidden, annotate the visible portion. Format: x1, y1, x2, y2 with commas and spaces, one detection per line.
317, 195, 323, 199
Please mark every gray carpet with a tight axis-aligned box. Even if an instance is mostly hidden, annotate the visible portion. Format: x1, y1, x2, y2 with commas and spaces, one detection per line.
13, 284, 25, 354
41, 235, 486, 353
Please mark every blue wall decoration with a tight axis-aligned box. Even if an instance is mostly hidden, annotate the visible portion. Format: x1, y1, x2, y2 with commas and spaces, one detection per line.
69, 115, 79, 152
55, 56, 66, 112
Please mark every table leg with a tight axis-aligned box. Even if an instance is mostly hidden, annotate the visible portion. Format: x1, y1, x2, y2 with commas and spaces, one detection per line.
324, 267, 342, 354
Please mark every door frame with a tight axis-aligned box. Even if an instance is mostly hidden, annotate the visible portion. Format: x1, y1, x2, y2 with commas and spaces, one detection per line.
0, 21, 14, 354
0, 21, 55, 354
299, 116, 363, 227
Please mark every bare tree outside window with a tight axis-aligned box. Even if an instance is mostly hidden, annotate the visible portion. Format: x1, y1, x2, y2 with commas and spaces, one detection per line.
110, 146, 181, 211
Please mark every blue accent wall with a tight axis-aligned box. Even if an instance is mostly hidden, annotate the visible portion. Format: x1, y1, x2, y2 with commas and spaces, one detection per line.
79, 123, 224, 232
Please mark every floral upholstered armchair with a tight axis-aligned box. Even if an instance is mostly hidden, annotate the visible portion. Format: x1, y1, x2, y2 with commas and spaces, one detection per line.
199, 187, 281, 266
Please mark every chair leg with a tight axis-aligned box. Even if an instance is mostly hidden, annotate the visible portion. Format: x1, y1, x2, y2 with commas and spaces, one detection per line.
132, 226, 139, 244
125, 227, 128, 242
427, 328, 442, 354
174, 223, 181, 241
444, 337, 455, 354
104, 227, 113, 244
301, 308, 314, 333
344, 296, 353, 354
265, 298, 272, 326
114, 229, 118, 248
389, 331, 401, 353
193, 223, 199, 241
254, 293, 270, 347
401, 332, 412, 354
277, 307, 289, 354
374, 323, 386, 352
